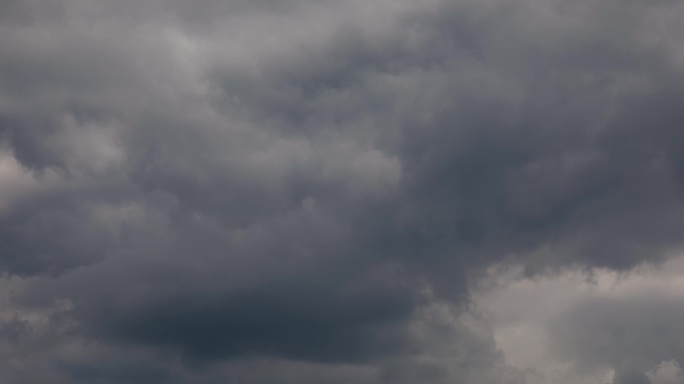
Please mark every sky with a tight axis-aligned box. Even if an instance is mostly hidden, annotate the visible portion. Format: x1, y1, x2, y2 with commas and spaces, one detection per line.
1, 0, 684, 383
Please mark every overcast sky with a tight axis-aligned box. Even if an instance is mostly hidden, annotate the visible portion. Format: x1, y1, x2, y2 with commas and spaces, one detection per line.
1, 0, 684, 383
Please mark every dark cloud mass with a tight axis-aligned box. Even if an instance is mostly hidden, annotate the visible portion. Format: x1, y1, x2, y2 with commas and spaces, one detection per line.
1, 0, 684, 383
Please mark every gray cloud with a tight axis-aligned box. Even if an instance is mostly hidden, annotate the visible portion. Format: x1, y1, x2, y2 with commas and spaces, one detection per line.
475, 259, 684, 384
1, 0, 684, 382
549, 294, 684, 384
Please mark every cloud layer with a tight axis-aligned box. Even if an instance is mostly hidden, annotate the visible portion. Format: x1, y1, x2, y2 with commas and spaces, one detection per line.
476, 256, 684, 384
1, 0, 684, 383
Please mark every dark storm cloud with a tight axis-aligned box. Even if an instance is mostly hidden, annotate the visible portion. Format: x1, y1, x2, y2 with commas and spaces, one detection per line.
1, 0, 684, 382
75, 263, 418, 363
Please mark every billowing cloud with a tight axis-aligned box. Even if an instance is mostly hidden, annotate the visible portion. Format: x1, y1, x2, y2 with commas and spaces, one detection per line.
1, 0, 684, 382
476, 256, 684, 384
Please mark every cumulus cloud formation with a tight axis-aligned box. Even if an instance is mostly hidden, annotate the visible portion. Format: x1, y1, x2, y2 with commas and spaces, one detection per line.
475, 256, 684, 384
1, 0, 684, 382
647, 361, 684, 384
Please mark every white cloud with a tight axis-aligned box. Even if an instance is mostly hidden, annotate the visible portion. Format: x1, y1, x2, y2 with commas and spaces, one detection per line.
474, 256, 684, 384
646, 360, 684, 384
